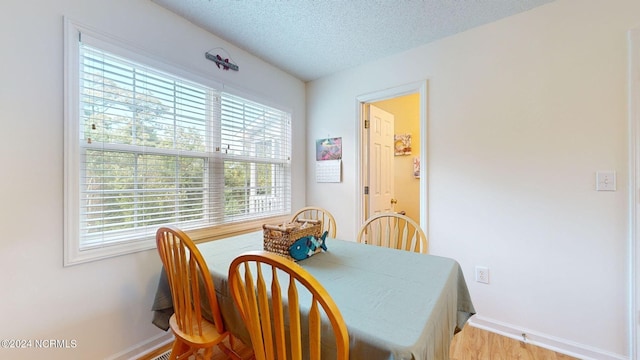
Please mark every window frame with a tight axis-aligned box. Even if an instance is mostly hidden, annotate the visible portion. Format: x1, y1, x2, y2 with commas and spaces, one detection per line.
64, 19, 291, 266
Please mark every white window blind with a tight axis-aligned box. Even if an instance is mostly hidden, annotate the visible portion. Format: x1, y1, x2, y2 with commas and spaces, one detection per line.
64, 21, 291, 264
220, 93, 291, 221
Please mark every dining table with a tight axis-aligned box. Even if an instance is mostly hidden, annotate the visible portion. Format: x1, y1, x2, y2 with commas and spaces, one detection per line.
152, 230, 476, 360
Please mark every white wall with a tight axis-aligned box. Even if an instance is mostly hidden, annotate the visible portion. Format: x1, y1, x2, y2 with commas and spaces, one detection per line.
0, 0, 305, 359
306, 0, 639, 358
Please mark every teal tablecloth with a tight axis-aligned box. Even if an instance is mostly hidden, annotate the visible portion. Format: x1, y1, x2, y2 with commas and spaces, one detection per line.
152, 231, 475, 360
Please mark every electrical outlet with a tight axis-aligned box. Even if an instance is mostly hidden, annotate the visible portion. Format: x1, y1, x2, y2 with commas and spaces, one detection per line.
475, 266, 489, 284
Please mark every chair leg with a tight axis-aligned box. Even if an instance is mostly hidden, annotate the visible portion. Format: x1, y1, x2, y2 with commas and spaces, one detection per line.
169, 339, 190, 360
218, 342, 243, 360
198, 347, 212, 360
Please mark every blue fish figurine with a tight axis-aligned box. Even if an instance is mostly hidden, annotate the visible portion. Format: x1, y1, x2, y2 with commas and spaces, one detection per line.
289, 231, 328, 261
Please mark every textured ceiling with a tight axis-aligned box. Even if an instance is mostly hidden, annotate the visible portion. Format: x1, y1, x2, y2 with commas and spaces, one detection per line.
152, 0, 555, 82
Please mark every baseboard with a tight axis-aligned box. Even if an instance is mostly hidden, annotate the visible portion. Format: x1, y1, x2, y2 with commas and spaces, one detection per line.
469, 316, 628, 360
104, 332, 174, 360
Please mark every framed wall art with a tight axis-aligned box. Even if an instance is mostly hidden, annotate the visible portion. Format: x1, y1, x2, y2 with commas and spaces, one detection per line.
394, 134, 412, 155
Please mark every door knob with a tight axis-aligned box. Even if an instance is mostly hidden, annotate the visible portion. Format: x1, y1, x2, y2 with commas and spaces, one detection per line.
390, 198, 398, 205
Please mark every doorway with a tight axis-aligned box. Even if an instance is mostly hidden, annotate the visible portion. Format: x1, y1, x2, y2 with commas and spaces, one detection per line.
355, 81, 428, 235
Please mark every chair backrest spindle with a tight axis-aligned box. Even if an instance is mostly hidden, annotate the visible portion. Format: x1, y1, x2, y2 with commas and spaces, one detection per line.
357, 213, 428, 254
290, 206, 337, 238
229, 251, 349, 360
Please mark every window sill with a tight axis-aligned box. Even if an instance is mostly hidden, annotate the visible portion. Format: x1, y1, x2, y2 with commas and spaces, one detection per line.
186, 214, 291, 243
65, 214, 291, 266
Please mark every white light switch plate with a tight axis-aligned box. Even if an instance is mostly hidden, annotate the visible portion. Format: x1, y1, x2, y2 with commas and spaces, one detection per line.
596, 171, 616, 191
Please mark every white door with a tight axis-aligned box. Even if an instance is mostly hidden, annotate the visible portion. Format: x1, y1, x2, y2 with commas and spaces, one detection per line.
368, 105, 395, 218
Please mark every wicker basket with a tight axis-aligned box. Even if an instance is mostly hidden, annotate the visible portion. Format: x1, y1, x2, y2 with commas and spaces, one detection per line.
263, 219, 322, 260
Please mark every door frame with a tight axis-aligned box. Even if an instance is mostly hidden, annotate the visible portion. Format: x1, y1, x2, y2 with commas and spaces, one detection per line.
629, 26, 640, 360
355, 80, 428, 237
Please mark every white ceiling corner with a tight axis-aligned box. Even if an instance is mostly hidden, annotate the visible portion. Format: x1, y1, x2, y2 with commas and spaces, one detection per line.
151, 0, 555, 82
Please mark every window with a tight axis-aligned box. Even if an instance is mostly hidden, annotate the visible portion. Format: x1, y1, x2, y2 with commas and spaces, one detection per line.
64, 21, 291, 265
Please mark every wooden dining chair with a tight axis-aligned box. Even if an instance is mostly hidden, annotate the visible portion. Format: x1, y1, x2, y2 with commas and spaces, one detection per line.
156, 226, 240, 360
357, 213, 428, 253
228, 251, 350, 360
290, 206, 337, 238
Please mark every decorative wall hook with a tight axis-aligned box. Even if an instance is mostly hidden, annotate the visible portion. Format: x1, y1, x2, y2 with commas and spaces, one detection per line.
205, 49, 239, 71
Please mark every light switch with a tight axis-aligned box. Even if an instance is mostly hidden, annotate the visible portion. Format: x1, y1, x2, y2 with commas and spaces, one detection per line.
596, 171, 616, 191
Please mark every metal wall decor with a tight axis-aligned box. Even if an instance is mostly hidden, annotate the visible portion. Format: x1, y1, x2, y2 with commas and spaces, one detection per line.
205, 48, 239, 71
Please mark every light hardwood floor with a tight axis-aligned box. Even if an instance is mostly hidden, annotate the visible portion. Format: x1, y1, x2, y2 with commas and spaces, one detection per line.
145, 325, 578, 360
450, 325, 578, 360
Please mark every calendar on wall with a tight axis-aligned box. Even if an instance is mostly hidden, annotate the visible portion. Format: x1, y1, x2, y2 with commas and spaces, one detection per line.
315, 137, 342, 183
316, 159, 341, 183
